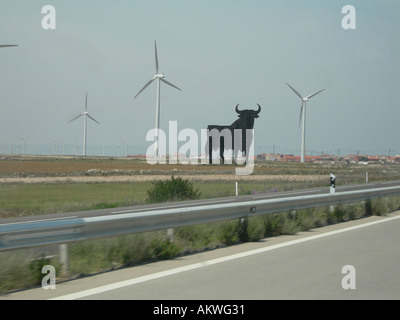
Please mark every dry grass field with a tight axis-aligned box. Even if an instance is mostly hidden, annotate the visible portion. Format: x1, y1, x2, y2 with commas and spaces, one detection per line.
0, 154, 330, 184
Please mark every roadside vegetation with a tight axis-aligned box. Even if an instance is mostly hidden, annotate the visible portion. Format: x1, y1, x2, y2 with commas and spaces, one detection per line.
1, 195, 400, 294
1, 156, 400, 294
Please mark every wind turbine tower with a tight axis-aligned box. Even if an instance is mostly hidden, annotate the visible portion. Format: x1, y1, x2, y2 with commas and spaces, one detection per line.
134, 40, 181, 157
69, 92, 100, 156
286, 82, 325, 163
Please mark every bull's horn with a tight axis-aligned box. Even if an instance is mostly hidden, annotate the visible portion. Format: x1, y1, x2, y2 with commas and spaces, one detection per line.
235, 104, 242, 113
256, 104, 261, 114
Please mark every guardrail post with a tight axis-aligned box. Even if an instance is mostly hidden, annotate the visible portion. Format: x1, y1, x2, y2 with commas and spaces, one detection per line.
167, 228, 174, 242
59, 243, 69, 274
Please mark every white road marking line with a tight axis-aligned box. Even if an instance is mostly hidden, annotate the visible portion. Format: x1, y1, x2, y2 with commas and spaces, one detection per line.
50, 213, 400, 300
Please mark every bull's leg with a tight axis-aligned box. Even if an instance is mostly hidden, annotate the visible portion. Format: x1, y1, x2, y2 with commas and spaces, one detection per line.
220, 137, 224, 164
208, 136, 212, 164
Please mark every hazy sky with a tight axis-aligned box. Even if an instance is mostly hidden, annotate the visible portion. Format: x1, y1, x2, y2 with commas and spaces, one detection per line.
0, 0, 399, 156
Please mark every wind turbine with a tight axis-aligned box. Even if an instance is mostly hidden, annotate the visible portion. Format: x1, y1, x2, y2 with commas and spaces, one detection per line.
51, 140, 59, 155
73, 137, 80, 156
69, 92, 100, 156
134, 40, 181, 157
17, 136, 29, 154
0, 45, 18, 48
119, 140, 129, 157
286, 82, 325, 163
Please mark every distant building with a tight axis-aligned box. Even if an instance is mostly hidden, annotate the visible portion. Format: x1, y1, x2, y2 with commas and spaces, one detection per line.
281, 155, 324, 162
254, 152, 400, 165
256, 153, 282, 161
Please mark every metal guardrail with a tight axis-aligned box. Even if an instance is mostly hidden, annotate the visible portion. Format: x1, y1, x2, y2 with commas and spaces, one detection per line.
1, 185, 400, 251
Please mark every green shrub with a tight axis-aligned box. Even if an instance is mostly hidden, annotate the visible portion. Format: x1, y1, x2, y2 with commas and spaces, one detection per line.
246, 216, 266, 241
371, 197, 389, 216
238, 218, 249, 242
326, 207, 339, 224
296, 209, 316, 231
346, 202, 366, 220
69, 241, 110, 274
387, 196, 400, 212
365, 199, 372, 216
333, 205, 346, 222
106, 236, 140, 265
151, 239, 181, 260
175, 224, 215, 250
281, 213, 299, 235
146, 176, 201, 203
28, 255, 53, 285
310, 208, 329, 228
0, 252, 36, 292
219, 220, 239, 245
220, 217, 266, 244
265, 214, 284, 236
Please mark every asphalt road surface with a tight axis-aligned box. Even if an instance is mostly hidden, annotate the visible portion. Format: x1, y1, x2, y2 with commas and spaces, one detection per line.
2, 211, 400, 300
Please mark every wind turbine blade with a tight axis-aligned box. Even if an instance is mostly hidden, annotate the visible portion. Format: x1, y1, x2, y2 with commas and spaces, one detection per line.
0, 45, 18, 48
306, 88, 325, 100
85, 92, 88, 112
87, 114, 100, 124
161, 78, 182, 91
69, 113, 84, 123
134, 78, 156, 98
154, 40, 159, 74
286, 82, 303, 100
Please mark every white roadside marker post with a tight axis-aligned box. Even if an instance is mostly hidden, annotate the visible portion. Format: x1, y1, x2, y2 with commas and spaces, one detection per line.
330, 173, 336, 212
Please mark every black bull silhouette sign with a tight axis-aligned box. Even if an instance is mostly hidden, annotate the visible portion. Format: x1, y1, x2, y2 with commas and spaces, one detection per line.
205, 104, 261, 164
